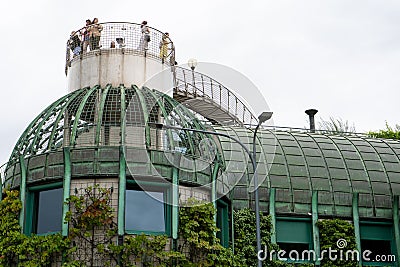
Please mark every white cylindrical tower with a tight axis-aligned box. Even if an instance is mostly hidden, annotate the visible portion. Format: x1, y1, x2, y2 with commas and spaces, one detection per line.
65, 22, 175, 93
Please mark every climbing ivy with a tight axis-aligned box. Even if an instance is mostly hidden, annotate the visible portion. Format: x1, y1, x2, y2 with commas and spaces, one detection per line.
317, 219, 358, 267
1, 187, 360, 267
233, 209, 313, 267
178, 198, 244, 266
233, 208, 275, 266
0, 190, 69, 266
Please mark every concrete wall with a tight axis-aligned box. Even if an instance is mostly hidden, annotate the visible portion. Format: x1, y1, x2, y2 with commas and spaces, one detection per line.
67, 49, 174, 94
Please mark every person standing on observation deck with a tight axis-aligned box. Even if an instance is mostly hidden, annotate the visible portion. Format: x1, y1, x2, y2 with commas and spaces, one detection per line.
138, 20, 150, 51
88, 18, 103, 50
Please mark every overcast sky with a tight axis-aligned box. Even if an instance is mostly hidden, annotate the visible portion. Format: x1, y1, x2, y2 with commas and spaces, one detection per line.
0, 0, 399, 164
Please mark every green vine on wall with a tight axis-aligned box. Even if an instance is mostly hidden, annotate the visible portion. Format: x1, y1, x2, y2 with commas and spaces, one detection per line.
178, 198, 243, 266
1, 187, 360, 267
0, 190, 69, 266
317, 219, 358, 267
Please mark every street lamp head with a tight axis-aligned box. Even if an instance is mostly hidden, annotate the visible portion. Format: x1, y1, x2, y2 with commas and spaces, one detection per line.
258, 111, 273, 124
187, 58, 198, 71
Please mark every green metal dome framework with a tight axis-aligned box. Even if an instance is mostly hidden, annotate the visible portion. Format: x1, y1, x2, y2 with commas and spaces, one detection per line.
4, 85, 221, 189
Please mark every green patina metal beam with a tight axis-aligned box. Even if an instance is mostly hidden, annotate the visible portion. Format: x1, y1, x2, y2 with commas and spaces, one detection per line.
120, 86, 126, 145
322, 135, 354, 203
231, 196, 235, 253
352, 192, 362, 267
47, 89, 83, 151
28, 95, 71, 154
70, 86, 97, 146
347, 139, 376, 216
211, 163, 219, 226
162, 96, 197, 168
118, 145, 127, 236
269, 187, 276, 244
393, 196, 400, 266
62, 147, 71, 237
287, 132, 313, 194
307, 134, 337, 210
117, 86, 128, 237
19, 155, 27, 231
172, 167, 179, 240
312, 191, 320, 265
144, 88, 174, 149
95, 85, 111, 145
268, 131, 293, 211
363, 138, 393, 204
134, 86, 152, 147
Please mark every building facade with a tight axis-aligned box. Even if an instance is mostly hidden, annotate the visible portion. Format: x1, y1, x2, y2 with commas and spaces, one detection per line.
1, 21, 400, 266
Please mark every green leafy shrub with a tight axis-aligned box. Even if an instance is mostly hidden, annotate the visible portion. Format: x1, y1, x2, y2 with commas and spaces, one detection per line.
317, 219, 358, 267
0, 190, 69, 266
179, 198, 244, 266
368, 123, 400, 140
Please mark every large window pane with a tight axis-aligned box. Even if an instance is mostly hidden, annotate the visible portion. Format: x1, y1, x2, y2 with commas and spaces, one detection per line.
36, 188, 63, 234
125, 190, 165, 233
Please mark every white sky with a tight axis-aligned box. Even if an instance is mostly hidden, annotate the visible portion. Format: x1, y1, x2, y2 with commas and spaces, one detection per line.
0, 0, 399, 164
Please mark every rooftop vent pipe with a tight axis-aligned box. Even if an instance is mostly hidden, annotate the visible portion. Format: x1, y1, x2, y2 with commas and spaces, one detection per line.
305, 109, 318, 133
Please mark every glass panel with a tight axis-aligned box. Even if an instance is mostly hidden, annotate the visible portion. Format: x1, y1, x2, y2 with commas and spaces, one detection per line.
125, 190, 165, 232
36, 188, 63, 234
276, 220, 312, 243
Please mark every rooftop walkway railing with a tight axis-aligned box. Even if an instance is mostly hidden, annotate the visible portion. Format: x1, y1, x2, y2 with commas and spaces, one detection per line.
173, 66, 258, 126
65, 22, 175, 74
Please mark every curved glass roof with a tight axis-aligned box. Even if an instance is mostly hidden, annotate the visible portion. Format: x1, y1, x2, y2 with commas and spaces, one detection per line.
216, 126, 400, 218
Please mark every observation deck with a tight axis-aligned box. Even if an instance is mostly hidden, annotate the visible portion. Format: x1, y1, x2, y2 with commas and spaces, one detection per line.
65, 22, 175, 92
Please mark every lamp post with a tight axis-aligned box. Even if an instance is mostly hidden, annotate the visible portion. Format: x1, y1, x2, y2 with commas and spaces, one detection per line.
188, 59, 197, 93
149, 111, 272, 267
253, 111, 273, 267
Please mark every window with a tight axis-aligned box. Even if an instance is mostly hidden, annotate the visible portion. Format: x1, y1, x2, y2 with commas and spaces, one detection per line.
27, 186, 63, 234
125, 187, 169, 234
360, 222, 395, 266
276, 218, 313, 262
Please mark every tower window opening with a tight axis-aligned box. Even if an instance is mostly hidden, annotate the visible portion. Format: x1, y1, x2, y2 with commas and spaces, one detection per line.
29, 187, 63, 234
125, 187, 168, 234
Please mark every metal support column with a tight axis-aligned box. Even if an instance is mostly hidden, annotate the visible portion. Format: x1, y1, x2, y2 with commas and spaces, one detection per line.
172, 167, 179, 240
352, 193, 362, 267
62, 147, 71, 236
212, 163, 219, 225
19, 155, 27, 231
269, 188, 276, 245
312, 191, 320, 265
118, 146, 126, 236
393, 196, 400, 267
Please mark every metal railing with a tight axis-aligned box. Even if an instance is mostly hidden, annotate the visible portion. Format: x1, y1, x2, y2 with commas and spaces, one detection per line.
65, 22, 175, 74
173, 66, 258, 126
